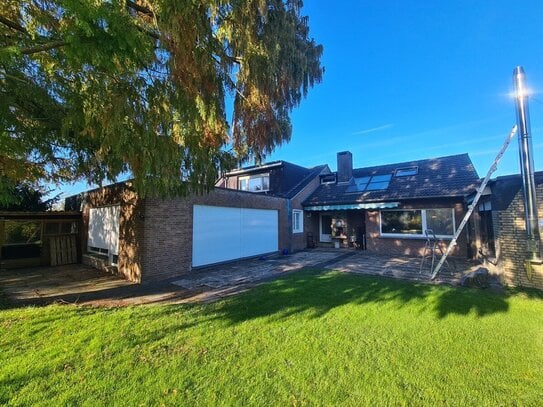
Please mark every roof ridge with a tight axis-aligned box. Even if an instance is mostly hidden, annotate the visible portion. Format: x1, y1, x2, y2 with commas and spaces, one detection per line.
352, 153, 471, 173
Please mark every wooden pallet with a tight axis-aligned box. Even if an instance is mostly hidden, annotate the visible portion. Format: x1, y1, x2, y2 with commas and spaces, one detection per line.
50, 235, 77, 266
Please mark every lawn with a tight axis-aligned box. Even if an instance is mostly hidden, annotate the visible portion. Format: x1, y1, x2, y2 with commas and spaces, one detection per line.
1, 270, 542, 406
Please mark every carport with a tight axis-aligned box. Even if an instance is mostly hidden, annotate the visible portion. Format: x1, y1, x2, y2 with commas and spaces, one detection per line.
0, 211, 82, 269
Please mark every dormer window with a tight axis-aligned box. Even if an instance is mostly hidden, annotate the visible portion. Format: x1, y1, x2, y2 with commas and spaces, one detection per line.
239, 174, 270, 192
320, 174, 337, 184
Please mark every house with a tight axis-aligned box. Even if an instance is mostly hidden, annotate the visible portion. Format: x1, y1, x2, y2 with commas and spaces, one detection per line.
302, 151, 480, 258
470, 171, 543, 288
66, 148, 543, 290
216, 160, 330, 251
68, 161, 328, 283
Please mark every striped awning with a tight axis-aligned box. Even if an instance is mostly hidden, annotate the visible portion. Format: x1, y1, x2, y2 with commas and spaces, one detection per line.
304, 202, 399, 211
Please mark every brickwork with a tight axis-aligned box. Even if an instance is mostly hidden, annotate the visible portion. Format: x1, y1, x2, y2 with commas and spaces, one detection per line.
141, 188, 288, 281
492, 184, 543, 289
364, 200, 467, 258
82, 183, 144, 283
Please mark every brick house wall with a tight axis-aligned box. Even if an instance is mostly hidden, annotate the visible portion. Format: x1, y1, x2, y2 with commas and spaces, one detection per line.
304, 198, 468, 257
141, 188, 288, 281
81, 183, 145, 283
366, 200, 467, 258
491, 183, 543, 289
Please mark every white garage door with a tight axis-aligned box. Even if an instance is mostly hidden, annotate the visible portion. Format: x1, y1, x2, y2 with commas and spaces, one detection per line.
192, 205, 278, 267
88, 205, 120, 263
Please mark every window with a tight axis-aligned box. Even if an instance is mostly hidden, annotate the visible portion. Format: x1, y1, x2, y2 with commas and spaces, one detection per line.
4, 221, 41, 245
478, 201, 491, 212
292, 210, 303, 233
380, 209, 455, 238
346, 174, 392, 192
425, 209, 455, 236
395, 166, 418, 177
238, 174, 270, 192
320, 174, 337, 184
381, 210, 423, 235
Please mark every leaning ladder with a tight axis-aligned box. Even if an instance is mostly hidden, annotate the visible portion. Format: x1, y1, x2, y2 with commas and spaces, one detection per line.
430, 124, 518, 280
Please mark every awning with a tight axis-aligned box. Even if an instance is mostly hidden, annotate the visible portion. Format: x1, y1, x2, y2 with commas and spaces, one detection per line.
304, 202, 399, 211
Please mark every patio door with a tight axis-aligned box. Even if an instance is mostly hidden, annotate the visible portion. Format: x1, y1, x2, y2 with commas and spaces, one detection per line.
319, 214, 332, 242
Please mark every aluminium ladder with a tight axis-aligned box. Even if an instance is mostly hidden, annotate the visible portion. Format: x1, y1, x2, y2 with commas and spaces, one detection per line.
430, 124, 518, 280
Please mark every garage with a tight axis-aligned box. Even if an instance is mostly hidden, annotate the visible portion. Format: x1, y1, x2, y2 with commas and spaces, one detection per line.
192, 205, 278, 267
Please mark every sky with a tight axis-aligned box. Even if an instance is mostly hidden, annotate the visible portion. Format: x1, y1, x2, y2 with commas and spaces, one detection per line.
267, 0, 543, 174
57, 0, 543, 198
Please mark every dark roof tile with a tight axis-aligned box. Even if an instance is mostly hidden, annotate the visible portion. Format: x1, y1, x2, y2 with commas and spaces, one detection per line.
304, 153, 480, 206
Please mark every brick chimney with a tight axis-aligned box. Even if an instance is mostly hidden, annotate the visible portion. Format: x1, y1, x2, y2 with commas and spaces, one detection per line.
337, 151, 353, 183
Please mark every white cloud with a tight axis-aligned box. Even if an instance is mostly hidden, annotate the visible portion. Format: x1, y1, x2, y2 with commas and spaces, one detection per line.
351, 123, 394, 136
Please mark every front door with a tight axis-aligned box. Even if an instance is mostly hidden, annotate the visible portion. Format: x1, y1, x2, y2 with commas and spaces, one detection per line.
320, 214, 332, 242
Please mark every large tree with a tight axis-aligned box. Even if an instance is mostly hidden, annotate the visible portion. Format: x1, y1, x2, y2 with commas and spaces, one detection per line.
0, 0, 323, 201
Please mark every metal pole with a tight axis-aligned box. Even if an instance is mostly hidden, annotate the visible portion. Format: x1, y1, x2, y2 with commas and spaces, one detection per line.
513, 66, 541, 264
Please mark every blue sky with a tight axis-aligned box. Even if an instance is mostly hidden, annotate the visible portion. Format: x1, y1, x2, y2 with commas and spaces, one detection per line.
268, 0, 543, 174
57, 0, 543, 198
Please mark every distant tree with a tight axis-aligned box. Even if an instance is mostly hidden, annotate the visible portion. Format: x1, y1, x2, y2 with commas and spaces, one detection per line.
0, 181, 59, 211
0, 0, 323, 202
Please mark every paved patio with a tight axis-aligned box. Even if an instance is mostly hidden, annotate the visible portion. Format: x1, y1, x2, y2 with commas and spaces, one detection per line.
0, 249, 494, 307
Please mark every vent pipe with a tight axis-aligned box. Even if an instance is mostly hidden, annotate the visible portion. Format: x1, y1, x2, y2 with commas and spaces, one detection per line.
513, 66, 541, 264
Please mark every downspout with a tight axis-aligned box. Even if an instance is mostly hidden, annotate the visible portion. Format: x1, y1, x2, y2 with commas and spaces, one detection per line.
286, 198, 292, 254
513, 66, 542, 275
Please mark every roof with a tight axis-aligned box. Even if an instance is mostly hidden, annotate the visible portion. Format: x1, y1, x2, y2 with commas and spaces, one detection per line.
489, 171, 543, 211
304, 153, 480, 206
223, 160, 329, 199
281, 164, 329, 199
223, 161, 283, 176
0, 211, 81, 220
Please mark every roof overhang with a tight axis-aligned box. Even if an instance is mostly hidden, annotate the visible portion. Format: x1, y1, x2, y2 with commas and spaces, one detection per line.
225, 161, 283, 176
304, 202, 400, 211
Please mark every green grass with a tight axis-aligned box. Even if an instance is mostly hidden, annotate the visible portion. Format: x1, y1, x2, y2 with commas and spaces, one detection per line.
1, 270, 543, 406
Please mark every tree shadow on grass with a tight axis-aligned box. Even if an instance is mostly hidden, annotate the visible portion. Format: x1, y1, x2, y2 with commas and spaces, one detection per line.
209, 269, 511, 324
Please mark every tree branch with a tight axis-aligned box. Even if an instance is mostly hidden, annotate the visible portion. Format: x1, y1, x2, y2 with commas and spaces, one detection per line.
20, 40, 67, 55
126, 1, 155, 18
0, 15, 28, 34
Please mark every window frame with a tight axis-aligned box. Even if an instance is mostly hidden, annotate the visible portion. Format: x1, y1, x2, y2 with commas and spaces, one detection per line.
3, 221, 42, 246
292, 209, 304, 233
238, 173, 270, 192
379, 208, 456, 239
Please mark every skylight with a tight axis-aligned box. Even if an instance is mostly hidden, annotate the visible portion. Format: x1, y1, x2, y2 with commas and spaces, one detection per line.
395, 166, 418, 177
346, 174, 392, 192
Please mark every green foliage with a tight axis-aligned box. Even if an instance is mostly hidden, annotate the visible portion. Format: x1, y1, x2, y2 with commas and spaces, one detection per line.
0, 0, 323, 200
4, 221, 41, 244
0, 181, 58, 211
1, 271, 542, 405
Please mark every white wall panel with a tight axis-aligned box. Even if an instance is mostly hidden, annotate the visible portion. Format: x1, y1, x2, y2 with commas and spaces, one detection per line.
192, 205, 278, 267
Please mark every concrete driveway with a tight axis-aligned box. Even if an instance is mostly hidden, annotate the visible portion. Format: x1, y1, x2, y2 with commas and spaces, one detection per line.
0, 249, 489, 307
